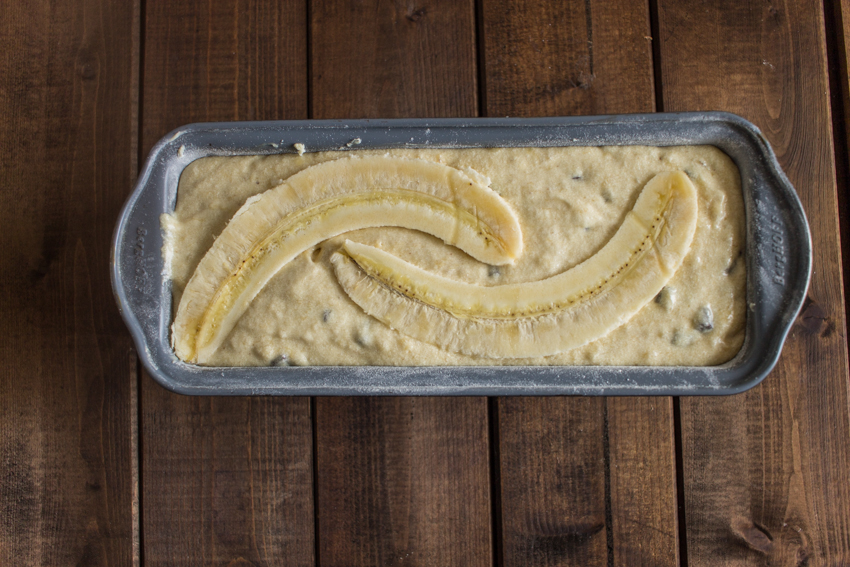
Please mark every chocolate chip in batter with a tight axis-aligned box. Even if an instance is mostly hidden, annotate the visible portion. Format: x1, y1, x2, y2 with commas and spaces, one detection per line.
694, 305, 714, 332
725, 250, 742, 275
671, 330, 683, 346
671, 329, 697, 347
354, 325, 374, 348
655, 286, 676, 311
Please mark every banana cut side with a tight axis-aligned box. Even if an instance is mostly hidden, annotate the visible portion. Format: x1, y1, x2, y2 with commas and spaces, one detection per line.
331, 171, 699, 358
172, 156, 523, 364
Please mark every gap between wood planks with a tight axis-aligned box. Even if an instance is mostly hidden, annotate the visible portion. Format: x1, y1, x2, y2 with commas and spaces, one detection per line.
647, 1, 689, 564
134, 0, 147, 564
823, 0, 850, 332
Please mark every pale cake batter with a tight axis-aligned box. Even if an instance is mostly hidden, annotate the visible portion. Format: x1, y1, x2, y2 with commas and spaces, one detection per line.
162, 146, 746, 366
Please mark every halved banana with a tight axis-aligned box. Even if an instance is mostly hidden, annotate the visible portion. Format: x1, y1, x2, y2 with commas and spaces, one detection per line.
172, 156, 523, 364
331, 171, 698, 358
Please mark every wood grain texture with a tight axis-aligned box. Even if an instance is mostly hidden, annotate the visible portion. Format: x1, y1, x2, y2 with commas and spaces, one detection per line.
310, 1, 490, 564
311, 0, 478, 118
481, 1, 679, 566
481, 0, 655, 118
140, 0, 307, 142
657, 0, 850, 564
606, 397, 679, 566
315, 398, 491, 566
497, 398, 608, 566
141, 397, 314, 566
140, 1, 315, 565
0, 0, 139, 565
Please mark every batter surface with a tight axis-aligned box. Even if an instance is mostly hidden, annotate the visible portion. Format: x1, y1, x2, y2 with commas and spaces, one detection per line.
163, 146, 746, 366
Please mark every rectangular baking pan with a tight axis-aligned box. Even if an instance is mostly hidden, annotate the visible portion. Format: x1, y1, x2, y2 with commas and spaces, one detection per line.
112, 112, 811, 396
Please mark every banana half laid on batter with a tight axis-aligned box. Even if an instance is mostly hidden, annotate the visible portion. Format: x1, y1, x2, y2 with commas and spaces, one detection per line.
331, 171, 699, 358
172, 156, 523, 364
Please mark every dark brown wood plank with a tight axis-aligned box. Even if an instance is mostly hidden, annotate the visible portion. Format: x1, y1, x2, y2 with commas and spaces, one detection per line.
316, 398, 491, 565
496, 398, 608, 565
0, 0, 139, 565
311, 0, 478, 119
310, 1, 491, 565
482, 0, 655, 118
605, 397, 679, 566
141, 396, 314, 565
657, 0, 850, 564
140, 1, 315, 565
481, 1, 679, 566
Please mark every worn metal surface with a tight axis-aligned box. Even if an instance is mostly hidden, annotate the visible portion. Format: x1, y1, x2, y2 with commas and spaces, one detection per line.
112, 112, 810, 395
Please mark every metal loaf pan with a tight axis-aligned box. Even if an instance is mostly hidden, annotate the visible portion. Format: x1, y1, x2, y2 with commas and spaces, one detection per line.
112, 113, 811, 396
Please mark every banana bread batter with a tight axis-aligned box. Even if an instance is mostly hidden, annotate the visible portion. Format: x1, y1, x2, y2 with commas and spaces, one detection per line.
162, 146, 746, 366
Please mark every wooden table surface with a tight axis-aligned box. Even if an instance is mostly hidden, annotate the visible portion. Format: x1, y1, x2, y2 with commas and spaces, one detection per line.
2, 0, 850, 565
